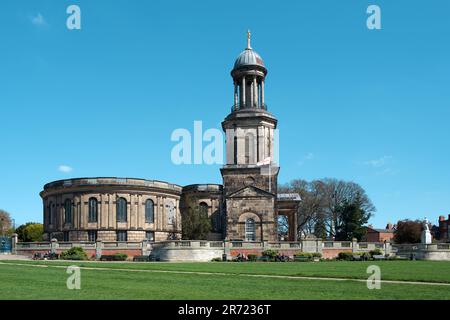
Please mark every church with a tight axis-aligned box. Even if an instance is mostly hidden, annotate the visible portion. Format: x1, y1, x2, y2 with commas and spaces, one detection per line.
40, 33, 301, 243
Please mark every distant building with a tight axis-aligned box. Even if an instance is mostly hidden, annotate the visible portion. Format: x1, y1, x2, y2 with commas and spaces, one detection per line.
364, 223, 395, 242
438, 215, 450, 241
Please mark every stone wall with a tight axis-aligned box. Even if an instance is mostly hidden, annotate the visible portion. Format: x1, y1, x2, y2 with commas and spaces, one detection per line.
40, 177, 183, 242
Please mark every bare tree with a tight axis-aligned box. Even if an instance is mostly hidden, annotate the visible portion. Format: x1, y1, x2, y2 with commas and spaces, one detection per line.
0, 209, 12, 235
316, 178, 376, 238
279, 179, 327, 238
279, 178, 376, 240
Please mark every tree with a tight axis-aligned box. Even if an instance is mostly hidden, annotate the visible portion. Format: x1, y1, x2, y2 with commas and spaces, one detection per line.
279, 179, 327, 238
0, 209, 12, 235
279, 178, 375, 240
313, 214, 327, 239
181, 202, 212, 240
334, 198, 370, 241
394, 220, 422, 244
15, 222, 44, 242
316, 178, 375, 238
277, 215, 288, 240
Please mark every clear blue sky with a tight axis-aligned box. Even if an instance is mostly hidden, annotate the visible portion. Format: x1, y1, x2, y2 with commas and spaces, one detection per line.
1, 0, 449, 228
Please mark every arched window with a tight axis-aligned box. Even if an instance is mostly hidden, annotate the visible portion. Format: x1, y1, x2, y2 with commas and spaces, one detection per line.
199, 202, 208, 217
116, 198, 127, 222
145, 199, 154, 223
88, 198, 98, 222
245, 218, 256, 241
64, 199, 72, 224
48, 202, 54, 225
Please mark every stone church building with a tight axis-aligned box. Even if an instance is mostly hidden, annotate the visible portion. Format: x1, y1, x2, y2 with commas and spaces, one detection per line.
40, 33, 300, 243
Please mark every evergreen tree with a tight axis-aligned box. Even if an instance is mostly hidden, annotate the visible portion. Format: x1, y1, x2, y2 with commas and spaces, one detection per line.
181, 200, 212, 240
334, 196, 370, 241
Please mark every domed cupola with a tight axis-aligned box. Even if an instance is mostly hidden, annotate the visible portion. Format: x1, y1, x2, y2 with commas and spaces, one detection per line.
233, 48, 266, 70
231, 31, 268, 112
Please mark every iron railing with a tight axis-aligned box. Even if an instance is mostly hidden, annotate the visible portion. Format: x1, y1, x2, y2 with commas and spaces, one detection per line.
231, 103, 268, 112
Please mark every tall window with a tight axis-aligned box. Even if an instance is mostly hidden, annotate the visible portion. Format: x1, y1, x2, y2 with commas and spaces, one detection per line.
116, 198, 127, 222
146, 231, 155, 241
117, 230, 127, 242
88, 230, 97, 242
245, 218, 256, 241
244, 133, 254, 164
88, 198, 98, 222
63, 232, 69, 242
48, 202, 54, 225
145, 199, 154, 223
199, 202, 208, 217
64, 199, 72, 224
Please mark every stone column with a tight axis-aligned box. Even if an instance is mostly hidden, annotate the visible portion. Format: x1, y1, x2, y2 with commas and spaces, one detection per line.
109, 194, 114, 228
241, 76, 246, 107
261, 79, 265, 108
253, 76, 257, 107
11, 233, 18, 254
50, 238, 59, 254
130, 194, 136, 229
137, 195, 143, 229
234, 82, 238, 107
79, 196, 85, 230
352, 238, 358, 253
95, 239, 103, 259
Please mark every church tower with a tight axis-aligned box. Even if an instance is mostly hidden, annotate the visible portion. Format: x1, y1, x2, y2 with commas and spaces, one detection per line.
221, 32, 279, 242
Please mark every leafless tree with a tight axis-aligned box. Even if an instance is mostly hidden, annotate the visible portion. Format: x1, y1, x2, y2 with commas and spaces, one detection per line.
279, 178, 376, 239
0, 209, 12, 235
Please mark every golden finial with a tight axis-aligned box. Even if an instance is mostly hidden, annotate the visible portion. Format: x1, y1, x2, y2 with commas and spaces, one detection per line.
247, 29, 251, 49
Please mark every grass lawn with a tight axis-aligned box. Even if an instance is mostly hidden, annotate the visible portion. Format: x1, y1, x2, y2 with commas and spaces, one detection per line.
1, 260, 450, 299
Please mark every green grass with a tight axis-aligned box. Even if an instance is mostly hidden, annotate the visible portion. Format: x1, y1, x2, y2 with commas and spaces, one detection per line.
1, 260, 450, 299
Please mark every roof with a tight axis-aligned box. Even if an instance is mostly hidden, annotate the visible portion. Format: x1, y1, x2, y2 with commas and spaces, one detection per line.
233, 48, 265, 70
277, 193, 301, 201
368, 228, 394, 233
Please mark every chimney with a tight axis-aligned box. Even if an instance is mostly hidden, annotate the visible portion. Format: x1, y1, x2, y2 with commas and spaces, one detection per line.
439, 215, 445, 222
386, 223, 393, 230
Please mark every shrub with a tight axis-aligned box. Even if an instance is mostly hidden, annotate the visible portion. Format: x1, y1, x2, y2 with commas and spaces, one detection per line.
261, 249, 278, 259
211, 257, 222, 262
361, 252, 371, 260
100, 253, 128, 261
113, 253, 128, 261
337, 252, 354, 261
369, 249, 383, 257
294, 252, 312, 258
60, 247, 88, 260
247, 254, 258, 261
312, 252, 322, 258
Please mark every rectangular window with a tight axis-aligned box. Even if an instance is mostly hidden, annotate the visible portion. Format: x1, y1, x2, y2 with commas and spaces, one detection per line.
63, 232, 70, 242
145, 231, 155, 242
116, 231, 127, 242
88, 231, 97, 242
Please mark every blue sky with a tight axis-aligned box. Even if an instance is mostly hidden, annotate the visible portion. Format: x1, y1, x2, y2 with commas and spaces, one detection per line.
0, 0, 449, 227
